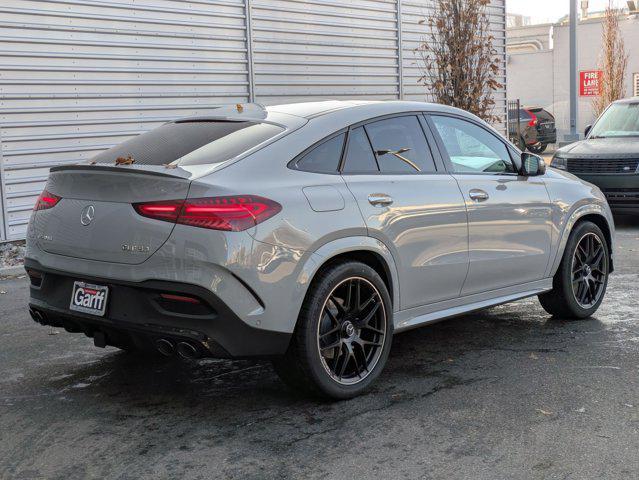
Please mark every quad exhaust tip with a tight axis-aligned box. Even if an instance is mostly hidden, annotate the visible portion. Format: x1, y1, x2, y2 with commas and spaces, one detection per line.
176, 341, 199, 360
29, 308, 44, 323
155, 339, 199, 359
155, 338, 175, 356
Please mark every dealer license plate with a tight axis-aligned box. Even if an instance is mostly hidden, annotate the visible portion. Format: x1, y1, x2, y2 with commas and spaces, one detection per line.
69, 281, 109, 316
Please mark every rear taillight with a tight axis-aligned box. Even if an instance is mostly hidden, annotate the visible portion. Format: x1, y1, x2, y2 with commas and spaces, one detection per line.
34, 190, 61, 211
133, 195, 282, 231
527, 110, 538, 127
134, 200, 183, 222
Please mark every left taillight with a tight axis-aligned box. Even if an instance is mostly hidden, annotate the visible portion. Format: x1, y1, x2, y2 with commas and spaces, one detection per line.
133, 195, 282, 232
34, 190, 61, 211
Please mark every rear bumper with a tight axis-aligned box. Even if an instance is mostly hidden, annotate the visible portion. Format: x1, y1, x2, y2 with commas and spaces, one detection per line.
535, 131, 557, 144
569, 173, 639, 212
25, 259, 291, 358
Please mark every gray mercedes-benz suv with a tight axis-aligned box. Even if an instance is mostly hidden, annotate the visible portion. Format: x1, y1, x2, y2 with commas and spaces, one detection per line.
26, 101, 615, 399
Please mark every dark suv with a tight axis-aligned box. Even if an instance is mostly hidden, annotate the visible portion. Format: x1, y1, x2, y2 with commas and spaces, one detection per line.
551, 98, 639, 213
516, 107, 557, 154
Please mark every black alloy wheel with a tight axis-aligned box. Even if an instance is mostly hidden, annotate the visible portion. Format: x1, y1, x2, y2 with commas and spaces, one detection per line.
538, 221, 610, 319
570, 232, 608, 308
317, 277, 387, 385
273, 261, 393, 399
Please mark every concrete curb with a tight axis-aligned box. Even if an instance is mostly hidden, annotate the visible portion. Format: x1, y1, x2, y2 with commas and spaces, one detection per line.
0, 264, 25, 277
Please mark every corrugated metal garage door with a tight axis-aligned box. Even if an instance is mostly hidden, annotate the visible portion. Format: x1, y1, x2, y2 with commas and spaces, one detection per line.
251, 0, 400, 103
0, 0, 251, 240
0, 0, 506, 241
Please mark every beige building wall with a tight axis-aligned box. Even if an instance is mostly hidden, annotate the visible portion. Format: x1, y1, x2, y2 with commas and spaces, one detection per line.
507, 13, 639, 141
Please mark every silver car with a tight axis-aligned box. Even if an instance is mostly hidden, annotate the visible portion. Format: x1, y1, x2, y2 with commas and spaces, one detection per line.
25, 101, 614, 399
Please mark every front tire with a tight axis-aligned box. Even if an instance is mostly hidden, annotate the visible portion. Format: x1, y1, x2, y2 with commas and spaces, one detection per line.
273, 261, 393, 399
538, 221, 609, 319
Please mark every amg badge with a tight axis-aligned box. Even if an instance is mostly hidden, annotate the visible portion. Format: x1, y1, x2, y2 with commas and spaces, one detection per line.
121, 244, 150, 253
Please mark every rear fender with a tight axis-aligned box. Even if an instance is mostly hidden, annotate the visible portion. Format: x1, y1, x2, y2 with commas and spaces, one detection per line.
298, 236, 400, 312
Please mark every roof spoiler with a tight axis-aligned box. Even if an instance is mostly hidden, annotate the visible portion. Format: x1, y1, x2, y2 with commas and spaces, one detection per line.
49, 164, 192, 180
175, 103, 268, 123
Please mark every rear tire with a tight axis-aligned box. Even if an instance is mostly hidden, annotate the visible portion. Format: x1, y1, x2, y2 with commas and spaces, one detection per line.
538, 221, 609, 319
273, 261, 393, 399
528, 143, 547, 154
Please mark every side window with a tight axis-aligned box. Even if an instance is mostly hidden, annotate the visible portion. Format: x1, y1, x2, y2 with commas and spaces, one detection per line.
342, 127, 379, 173
294, 133, 345, 174
431, 116, 515, 174
364, 116, 437, 173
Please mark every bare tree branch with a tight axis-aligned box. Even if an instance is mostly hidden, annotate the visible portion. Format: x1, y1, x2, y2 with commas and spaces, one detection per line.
593, 1, 628, 117
414, 0, 502, 123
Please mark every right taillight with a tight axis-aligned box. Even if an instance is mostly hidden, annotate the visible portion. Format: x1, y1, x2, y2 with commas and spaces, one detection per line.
133, 195, 282, 232
34, 190, 61, 211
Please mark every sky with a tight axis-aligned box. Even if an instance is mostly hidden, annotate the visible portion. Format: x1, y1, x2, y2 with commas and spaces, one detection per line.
507, 0, 627, 24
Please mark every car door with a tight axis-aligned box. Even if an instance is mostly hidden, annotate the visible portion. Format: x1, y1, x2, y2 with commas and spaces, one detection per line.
427, 114, 553, 296
340, 114, 469, 310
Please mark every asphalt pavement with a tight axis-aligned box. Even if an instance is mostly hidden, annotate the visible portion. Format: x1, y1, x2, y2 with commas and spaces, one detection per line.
1, 216, 638, 480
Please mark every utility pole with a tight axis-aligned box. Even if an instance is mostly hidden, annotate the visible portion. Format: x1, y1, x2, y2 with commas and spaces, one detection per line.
565, 0, 580, 143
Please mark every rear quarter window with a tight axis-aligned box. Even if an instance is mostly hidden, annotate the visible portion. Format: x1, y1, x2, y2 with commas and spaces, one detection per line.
90, 121, 284, 166
292, 133, 346, 174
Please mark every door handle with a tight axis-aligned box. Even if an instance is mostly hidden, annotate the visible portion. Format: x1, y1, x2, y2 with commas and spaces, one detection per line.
469, 189, 489, 202
368, 193, 394, 206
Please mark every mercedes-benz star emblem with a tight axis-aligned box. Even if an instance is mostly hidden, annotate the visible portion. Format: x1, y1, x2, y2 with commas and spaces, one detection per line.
80, 205, 95, 226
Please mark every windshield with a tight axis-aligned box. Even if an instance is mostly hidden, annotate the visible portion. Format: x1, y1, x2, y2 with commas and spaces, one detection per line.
590, 103, 639, 138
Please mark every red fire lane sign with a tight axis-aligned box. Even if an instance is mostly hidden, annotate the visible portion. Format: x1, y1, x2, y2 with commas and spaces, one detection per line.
580, 70, 603, 96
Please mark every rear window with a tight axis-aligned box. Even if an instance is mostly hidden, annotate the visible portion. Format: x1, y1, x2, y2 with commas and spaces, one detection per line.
518, 109, 532, 121
534, 109, 554, 121
526, 108, 554, 121
90, 121, 284, 166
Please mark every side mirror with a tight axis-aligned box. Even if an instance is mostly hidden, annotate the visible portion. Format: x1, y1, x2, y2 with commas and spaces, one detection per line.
520, 152, 546, 176
584, 124, 592, 137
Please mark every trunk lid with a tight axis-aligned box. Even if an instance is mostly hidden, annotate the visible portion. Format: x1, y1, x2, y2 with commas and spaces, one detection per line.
32, 114, 292, 264
33, 165, 191, 264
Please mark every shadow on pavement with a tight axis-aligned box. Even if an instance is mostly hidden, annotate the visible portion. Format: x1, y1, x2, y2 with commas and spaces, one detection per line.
16, 299, 603, 410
